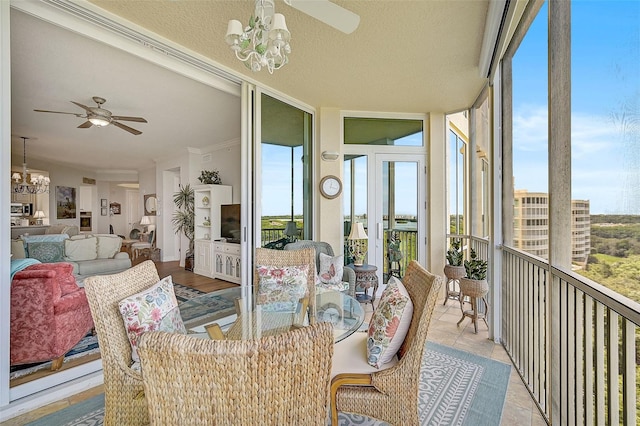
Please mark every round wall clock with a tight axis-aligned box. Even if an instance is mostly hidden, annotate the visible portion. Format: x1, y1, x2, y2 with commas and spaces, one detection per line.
319, 175, 342, 199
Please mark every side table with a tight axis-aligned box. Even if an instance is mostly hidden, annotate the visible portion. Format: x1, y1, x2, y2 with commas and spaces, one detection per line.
346, 263, 379, 306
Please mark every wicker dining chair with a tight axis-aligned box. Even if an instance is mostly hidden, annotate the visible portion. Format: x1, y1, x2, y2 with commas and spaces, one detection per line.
138, 322, 334, 425
330, 260, 444, 425
83, 260, 160, 426
255, 247, 317, 324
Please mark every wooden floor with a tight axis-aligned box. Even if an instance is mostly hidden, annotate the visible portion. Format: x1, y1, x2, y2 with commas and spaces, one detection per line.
8, 261, 237, 389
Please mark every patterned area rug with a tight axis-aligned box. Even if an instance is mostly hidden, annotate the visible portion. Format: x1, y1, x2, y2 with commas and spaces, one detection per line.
10, 283, 205, 380
26, 342, 510, 426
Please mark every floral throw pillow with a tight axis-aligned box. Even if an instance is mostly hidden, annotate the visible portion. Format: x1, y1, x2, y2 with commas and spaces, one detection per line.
256, 264, 309, 312
118, 275, 186, 370
367, 276, 414, 368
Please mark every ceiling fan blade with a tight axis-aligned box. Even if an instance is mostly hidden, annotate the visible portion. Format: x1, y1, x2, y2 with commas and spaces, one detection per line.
113, 120, 142, 135
34, 109, 84, 117
70, 101, 93, 112
286, 0, 360, 34
112, 115, 148, 123
77, 121, 93, 128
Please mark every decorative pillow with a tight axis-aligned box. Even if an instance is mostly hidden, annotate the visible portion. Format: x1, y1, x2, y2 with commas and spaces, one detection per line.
26, 241, 65, 263
367, 276, 414, 368
11, 239, 26, 259
256, 264, 309, 312
64, 237, 98, 261
318, 252, 342, 283
96, 235, 122, 259
118, 275, 186, 370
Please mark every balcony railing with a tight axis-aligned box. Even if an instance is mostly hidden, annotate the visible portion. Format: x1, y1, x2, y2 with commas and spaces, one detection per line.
502, 245, 640, 424
446, 234, 640, 423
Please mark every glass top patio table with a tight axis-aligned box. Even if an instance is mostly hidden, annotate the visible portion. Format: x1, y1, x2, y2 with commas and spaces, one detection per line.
163, 286, 365, 343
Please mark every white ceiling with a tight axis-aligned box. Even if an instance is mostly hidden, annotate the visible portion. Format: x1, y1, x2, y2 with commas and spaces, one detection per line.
10, 0, 492, 174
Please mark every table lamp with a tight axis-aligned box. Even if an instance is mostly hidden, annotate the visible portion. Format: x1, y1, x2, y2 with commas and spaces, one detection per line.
348, 222, 368, 266
33, 210, 46, 225
140, 215, 151, 232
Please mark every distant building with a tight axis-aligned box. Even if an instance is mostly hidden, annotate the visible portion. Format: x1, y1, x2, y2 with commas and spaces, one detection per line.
513, 190, 590, 265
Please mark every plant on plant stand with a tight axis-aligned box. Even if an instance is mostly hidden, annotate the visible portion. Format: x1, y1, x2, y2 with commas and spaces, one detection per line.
172, 184, 195, 271
458, 248, 489, 333
443, 239, 466, 305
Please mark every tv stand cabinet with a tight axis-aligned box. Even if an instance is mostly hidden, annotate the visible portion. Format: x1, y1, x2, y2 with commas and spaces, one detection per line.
213, 242, 241, 284
193, 184, 232, 279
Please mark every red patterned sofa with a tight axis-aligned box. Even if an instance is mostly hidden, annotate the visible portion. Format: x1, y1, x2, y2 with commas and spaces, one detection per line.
10, 262, 94, 370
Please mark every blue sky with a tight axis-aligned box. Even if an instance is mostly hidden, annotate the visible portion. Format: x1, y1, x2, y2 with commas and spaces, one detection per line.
513, 1, 640, 214
263, 1, 639, 217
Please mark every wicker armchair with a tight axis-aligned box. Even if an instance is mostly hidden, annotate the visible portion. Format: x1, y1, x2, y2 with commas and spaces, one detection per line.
83, 260, 160, 426
138, 322, 334, 425
284, 240, 356, 297
330, 260, 444, 425
255, 247, 317, 324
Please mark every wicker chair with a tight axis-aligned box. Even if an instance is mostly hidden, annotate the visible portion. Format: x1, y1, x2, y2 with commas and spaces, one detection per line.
284, 240, 356, 297
255, 247, 317, 324
83, 260, 160, 426
138, 322, 334, 425
330, 260, 444, 425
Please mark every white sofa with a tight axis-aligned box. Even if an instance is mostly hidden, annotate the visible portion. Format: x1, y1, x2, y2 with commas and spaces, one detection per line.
11, 233, 131, 280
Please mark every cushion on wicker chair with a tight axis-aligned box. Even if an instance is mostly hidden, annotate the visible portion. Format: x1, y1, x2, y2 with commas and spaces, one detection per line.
366, 276, 413, 368
118, 275, 185, 370
256, 264, 309, 312
317, 252, 349, 292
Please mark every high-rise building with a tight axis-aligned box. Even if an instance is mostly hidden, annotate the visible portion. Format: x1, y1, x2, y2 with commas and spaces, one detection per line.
513, 190, 590, 265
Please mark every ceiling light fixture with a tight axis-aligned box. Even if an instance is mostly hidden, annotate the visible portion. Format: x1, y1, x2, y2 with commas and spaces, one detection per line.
12, 137, 50, 194
88, 116, 111, 127
225, 0, 291, 74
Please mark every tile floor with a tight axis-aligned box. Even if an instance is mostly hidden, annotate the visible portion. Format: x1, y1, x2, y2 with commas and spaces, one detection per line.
4, 296, 548, 426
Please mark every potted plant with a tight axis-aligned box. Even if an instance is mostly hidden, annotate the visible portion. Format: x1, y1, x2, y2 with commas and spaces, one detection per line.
444, 239, 466, 278
443, 239, 466, 304
197, 170, 222, 185
172, 183, 195, 271
459, 248, 489, 333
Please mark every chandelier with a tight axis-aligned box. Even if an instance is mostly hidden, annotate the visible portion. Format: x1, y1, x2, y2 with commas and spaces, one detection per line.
225, 0, 291, 74
12, 137, 50, 194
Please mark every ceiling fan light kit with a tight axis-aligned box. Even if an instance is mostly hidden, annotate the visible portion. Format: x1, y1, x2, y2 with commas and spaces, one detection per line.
34, 96, 147, 135
225, 0, 291, 74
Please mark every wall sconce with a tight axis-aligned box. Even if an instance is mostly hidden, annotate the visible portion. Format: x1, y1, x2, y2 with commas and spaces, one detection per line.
321, 151, 340, 161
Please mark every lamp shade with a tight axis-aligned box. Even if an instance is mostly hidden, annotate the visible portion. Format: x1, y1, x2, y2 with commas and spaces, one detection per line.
348, 222, 368, 240
284, 221, 298, 237
33, 210, 45, 219
140, 216, 151, 226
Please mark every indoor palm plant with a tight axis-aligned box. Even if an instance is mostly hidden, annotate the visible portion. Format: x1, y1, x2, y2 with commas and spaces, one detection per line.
172, 183, 195, 271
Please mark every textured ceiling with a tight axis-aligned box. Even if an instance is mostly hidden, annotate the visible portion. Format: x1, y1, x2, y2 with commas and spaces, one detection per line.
88, 0, 490, 113
10, 0, 491, 174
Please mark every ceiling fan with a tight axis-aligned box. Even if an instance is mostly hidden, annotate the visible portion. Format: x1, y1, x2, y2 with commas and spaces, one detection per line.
34, 96, 148, 135
284, 0, 360, 34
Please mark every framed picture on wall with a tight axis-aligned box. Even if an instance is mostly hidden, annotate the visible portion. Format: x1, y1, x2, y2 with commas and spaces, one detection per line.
101, 207, 108, 216
56, 186, 77, 219
101, 198, 108, 208
110, 202, 121, 215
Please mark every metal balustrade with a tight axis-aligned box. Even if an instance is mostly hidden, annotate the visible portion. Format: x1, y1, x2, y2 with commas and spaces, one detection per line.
502, 245, 640, 424
445, 235, 640, 423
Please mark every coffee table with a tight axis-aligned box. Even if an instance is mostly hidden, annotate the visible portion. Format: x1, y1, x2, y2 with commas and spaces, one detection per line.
164, 286, 364, 343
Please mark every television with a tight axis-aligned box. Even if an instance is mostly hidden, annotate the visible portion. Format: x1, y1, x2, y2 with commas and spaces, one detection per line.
220, 204, 241, 243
